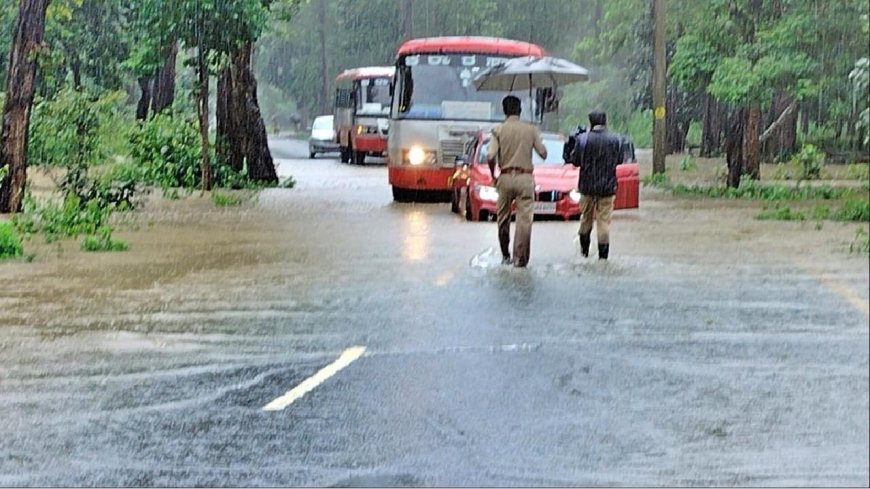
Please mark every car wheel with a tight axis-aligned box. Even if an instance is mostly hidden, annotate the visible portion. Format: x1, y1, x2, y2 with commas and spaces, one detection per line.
353, 150, 366, 165
309, 151, 316, 159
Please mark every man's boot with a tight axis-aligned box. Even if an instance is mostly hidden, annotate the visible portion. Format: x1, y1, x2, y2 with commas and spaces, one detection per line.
579, 232, 591, 257
598, 243, 609, 260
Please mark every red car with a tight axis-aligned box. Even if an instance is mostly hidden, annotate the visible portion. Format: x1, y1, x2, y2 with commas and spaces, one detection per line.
450, 132, 639, 221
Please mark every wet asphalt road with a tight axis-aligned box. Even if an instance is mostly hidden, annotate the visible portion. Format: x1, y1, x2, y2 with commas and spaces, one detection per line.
1, 137, 868, 486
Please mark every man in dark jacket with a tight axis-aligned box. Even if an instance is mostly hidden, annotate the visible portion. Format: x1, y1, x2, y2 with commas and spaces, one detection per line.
569, 110, 622, 260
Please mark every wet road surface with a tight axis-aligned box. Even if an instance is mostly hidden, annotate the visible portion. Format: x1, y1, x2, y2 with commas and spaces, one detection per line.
1, 137, 868, 486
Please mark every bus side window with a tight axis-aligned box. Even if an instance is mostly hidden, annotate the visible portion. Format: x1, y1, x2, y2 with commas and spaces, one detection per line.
399, 66, 413, 113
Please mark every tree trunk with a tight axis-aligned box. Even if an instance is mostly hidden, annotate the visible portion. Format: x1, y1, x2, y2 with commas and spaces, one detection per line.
0, 0, 50, 214
233, 43, 277, 183
761, 93, 797, 161
725, 107, 744, 188
70, 53, 82, 90
800, 103, 809, 135
701, 93, 723, 157
196, 46, 211, 191
151, 41, 176, 115
665, 89, 688, 154
743, 103, 760, 180
216, 65, 234, 171
136, 75, 152, 120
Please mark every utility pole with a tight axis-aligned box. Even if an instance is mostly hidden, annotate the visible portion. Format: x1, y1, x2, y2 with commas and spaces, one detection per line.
317, 0, 329, 116
403, 0, 414, 40
652, 0, 666, 175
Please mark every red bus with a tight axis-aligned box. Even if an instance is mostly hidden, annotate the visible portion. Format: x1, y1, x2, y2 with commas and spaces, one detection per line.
387, 36, 546, 201
333, 66, 395, 165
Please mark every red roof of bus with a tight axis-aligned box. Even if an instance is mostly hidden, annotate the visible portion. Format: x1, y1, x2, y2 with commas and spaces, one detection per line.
396, 36, 545, 57
334, 66, 395, 82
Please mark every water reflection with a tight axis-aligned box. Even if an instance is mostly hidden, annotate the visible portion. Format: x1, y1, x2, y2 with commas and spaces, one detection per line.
402, 209, 430, 263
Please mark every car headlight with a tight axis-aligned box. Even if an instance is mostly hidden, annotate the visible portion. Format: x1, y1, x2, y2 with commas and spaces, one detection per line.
476, 184, 499, 202
407, 146, 428, 166
568, 189, 582, 203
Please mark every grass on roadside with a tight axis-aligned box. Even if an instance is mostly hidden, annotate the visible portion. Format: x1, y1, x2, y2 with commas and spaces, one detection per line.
211, 191, 245, 207
0, 221, 24, 260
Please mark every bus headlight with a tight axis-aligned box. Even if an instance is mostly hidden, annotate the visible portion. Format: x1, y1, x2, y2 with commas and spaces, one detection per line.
568, 189, 582, 203
476, 184, 499, 202
356, 124, 378, 135
407, 146, 427, 166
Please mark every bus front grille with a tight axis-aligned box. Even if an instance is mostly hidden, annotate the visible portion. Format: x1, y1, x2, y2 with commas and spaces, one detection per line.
439, 139, 466, 166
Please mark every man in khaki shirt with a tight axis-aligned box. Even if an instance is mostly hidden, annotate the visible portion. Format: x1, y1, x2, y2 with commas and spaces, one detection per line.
486, 95, 547, 267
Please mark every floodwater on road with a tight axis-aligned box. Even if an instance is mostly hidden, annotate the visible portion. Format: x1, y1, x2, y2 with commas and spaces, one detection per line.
1, 137, 868, 486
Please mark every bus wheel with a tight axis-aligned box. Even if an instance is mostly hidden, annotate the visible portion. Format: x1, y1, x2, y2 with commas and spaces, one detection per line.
392, 186, 413, 202
353, 150, 366, 165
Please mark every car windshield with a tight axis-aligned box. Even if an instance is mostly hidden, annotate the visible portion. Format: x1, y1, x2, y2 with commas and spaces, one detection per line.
392, 53, 536, 122
312, 117, 332, 131
476, 137, 566, 165
357, 77, 391, 115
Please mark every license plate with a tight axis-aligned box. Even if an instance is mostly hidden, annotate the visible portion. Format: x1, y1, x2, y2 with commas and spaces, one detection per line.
533, 201, 557, 213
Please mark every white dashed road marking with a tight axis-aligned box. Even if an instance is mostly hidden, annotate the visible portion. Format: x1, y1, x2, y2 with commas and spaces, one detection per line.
262, 346, 366, 411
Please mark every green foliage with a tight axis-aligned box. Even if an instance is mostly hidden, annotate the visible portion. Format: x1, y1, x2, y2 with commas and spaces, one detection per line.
834, 198, 870, 222
0, 221, 24, 260
622, 111, 653, 149
679, 155, 697, 172
80, 226, 128, 252
850, 228, 870, 254
755, 199, 869, 223
756, 206, 805, 221
279, 176, 296, 189
211, 191, 244, 207
792, 144, 826, 180
845, 163, 870, 181
29, 88, 124, 168
129, 111, 201, 192
641, 172, 670, 188
669, 34, 720, 91
849, 14, 870, 146
670, 180, 855, 201
16, 194, 112, 243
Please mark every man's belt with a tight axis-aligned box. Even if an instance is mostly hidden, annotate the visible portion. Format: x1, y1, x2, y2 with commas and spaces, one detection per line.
500, 167, 534, 175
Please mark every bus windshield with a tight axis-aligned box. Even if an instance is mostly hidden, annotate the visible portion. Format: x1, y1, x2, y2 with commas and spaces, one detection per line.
357, 77, 391, 115
392, 53, 536, 123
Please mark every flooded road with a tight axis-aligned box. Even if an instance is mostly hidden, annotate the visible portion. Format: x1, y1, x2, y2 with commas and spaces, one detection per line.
1, 137, 868, 486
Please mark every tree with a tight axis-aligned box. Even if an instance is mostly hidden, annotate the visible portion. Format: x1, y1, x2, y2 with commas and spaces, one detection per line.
0, 0, 51, 213
670, 0, 819, 186
135, 0, 269, 190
